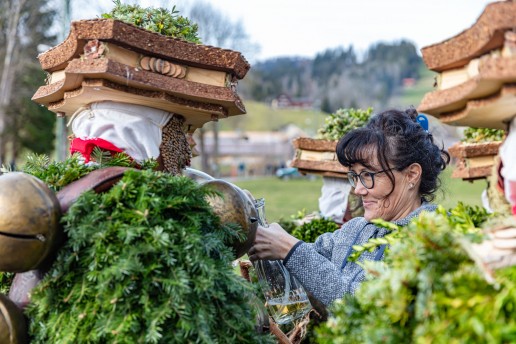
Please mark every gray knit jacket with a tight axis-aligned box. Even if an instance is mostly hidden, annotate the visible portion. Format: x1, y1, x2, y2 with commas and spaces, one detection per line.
283, 203, 437, 306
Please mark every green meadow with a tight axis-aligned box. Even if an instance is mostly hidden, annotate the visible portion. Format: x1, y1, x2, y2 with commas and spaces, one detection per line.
219, 101, 327, 137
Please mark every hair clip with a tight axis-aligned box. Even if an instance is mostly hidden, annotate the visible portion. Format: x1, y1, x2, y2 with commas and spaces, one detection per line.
416, 113, 429, 132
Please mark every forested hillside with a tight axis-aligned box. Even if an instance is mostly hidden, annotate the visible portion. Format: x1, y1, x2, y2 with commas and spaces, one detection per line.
240, 40, 423, 113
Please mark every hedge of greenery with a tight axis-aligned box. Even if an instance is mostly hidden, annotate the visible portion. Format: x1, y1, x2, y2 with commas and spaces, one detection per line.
316, 108, 374, 141
316, 204, 516, 344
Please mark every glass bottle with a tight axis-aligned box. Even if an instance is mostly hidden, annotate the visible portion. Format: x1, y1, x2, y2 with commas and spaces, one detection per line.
253, 198, 312, 325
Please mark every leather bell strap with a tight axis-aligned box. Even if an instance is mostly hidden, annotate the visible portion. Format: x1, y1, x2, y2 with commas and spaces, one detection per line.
57, 166, 131, 213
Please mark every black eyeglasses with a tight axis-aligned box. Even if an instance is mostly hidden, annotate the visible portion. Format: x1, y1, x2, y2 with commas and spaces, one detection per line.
347, 169, 392, 189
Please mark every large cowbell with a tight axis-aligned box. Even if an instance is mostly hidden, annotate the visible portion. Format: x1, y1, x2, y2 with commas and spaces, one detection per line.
201, 179, 258, 258
0, 172, 62, 272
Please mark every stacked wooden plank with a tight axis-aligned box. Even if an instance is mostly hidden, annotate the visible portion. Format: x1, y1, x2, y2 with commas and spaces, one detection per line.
418, 0, 516, 180
419, 1, 516, 130
290, 137, 348, 178
447, 141, 503, 180
32, 19, 250, 131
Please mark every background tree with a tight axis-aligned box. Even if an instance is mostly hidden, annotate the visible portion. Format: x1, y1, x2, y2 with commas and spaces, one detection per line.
0, 0, 25, 165
0, 0, 57, 166
183, 0, 259, 176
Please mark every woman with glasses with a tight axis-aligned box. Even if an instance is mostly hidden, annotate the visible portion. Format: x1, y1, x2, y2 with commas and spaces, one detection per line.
248, 108, 450, 307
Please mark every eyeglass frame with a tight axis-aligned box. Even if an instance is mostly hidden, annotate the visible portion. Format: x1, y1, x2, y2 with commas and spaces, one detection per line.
347, 168, 393, 189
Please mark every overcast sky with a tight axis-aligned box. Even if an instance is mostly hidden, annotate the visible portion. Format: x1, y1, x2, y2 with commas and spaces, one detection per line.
75, 0, 495, 61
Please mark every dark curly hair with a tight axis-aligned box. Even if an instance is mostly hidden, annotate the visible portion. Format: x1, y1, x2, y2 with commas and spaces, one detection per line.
336, 108, 450, 202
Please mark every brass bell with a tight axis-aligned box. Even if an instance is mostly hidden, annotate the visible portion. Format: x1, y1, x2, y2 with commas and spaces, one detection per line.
0, 294, 28, 343
201, 179, 258, 258
0, 172, 61, 272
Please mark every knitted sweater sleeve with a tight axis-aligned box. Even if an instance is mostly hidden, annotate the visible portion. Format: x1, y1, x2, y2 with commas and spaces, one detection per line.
283, 219, 365, 306
282, 204, 437, 307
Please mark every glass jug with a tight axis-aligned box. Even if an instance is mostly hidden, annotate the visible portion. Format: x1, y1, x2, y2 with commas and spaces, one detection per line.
253, 198, 312, 324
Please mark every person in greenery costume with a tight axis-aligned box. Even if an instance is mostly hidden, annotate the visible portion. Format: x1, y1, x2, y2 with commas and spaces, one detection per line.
0, 3, 273, 343
15, 101, 272, 343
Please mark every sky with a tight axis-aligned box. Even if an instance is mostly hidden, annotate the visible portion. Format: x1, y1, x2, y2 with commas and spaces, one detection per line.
195, 0, 495, 61
75, 0, 495, 61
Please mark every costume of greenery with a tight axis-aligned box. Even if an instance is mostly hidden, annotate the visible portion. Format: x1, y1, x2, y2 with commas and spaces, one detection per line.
316, 204, 516, 343
18, 156, 272, 343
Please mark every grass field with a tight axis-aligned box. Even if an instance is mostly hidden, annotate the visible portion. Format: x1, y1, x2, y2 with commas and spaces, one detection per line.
234, 176, 323, 222
232, 168, 487, 223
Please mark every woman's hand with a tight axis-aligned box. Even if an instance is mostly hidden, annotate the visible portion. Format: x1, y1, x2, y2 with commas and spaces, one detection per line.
248, 223, 300, 261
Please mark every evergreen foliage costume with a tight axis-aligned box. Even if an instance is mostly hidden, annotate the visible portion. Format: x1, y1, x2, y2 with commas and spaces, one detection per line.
0, 3, 272, 343
24, 165, 269, 343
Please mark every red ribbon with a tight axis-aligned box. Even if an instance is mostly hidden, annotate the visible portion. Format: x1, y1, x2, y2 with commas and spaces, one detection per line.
70, 137, 123, 163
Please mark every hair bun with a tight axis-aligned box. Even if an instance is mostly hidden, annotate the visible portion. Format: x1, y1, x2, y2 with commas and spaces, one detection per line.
405, 107, 418, 121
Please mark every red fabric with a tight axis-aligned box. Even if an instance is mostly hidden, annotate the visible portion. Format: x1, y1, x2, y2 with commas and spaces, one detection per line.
70, 137, 123, 163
